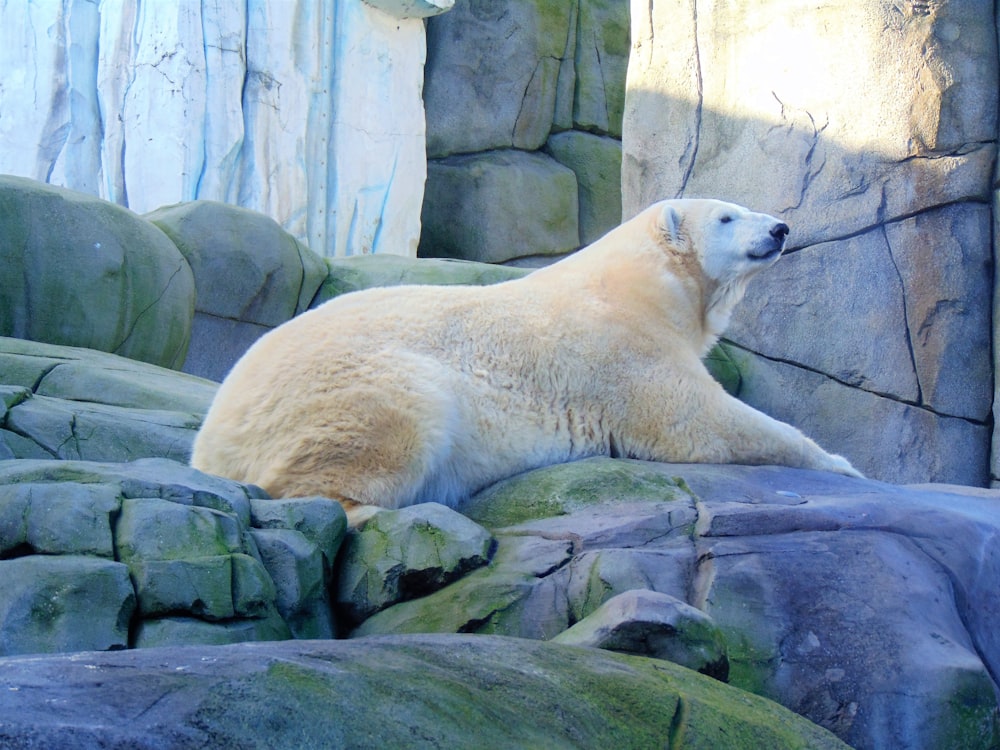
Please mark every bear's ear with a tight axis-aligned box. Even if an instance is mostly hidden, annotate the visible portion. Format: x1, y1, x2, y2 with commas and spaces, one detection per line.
657, 203, 682, 245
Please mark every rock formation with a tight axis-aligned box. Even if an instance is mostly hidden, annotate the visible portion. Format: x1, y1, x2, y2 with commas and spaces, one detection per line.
419, 0, 628, 263
0, 636, 851, 749
623, 0, 997, 486
1, 192, 998, 746
1, 331, 996, 747
0, 0, 451, 256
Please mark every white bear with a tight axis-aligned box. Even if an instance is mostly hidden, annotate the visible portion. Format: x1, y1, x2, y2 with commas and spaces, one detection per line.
191, 198, 861, 514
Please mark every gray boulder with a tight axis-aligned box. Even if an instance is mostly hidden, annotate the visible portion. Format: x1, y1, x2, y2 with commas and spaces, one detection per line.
0, 176, 194, 369
0, 336, 215, 463
314, 253, 529, 306
545, 130, 623, 244
147, 200, 328, 381
420, 150, 580, 263
0, 555, 134, 656
424, 0, 576, 156
553, 589, 729, 680
349, 458, 1000, 750
0, 635, 851, 750
337, 502, 495, 627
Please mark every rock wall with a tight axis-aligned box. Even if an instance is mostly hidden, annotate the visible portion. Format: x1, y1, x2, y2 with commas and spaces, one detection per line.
419, 0, 629, 264
623, 0, 997, 485
0, 0, 451, 257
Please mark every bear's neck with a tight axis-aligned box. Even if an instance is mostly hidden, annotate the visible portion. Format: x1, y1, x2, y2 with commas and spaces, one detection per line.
547, 238, 722, 357
702, 278, 749, 354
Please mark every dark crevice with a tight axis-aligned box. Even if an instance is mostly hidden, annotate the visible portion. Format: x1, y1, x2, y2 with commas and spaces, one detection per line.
113, 262, 187, 358
722, 340, 989, 427
882, 223, 924, 405
780, 195, 992, 256
676, 4, 702, 197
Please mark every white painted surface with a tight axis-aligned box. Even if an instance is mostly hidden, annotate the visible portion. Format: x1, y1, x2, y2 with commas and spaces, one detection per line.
0, 0, 448, 256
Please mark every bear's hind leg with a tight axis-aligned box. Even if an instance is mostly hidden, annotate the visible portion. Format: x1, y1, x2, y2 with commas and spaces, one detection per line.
255, 372, 462, 509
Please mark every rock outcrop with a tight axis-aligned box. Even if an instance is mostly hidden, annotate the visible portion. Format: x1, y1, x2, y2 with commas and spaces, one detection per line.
0, 176, 194, 370
419, 0, 628, 263
348, 458, 1000, 750
0, 453, 350, 651
0, 1, 451, 256
1, 331, 998, 748
0, 181, 536, 381
623, 0, 997, 486
0, 337, 212, 463
0, 635, 851, 749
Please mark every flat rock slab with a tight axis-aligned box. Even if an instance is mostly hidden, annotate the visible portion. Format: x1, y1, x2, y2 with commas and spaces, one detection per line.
0, 634, 850, 750
0, 336, 216, 463
357, 458, 1000, 749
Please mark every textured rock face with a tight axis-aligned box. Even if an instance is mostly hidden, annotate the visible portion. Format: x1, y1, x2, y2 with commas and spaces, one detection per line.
147, 200, 328, 381
420, 0, 629, 263
623, 0, 997, 485
0, 455, 350, 654
0, 337, 213, 463
0, 1, 447, 257
0, 636, 851, 750
0, 177, 194, 369
351, 458, 1000, 750
420, 150, 580, 263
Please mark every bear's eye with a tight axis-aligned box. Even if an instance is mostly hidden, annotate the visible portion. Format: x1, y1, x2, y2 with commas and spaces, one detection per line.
719, 215, 734, 224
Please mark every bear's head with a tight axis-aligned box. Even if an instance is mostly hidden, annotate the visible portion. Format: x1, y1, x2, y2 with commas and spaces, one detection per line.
656, 198, 789, 346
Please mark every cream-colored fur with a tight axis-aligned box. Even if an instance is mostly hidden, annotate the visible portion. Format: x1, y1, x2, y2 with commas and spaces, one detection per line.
191, 199, 861, 512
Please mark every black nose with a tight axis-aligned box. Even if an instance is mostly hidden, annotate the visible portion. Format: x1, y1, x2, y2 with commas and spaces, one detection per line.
771, 222, 790, 241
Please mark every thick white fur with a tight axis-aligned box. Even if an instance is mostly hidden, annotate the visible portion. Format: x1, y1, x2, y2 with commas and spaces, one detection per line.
191, 199, 861, 511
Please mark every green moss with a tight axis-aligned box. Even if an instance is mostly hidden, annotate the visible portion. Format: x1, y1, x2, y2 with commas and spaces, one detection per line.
315, 255, 528, 305
464, 457, 695, 528
704, 343, 742, 396
185, 636, 850, 749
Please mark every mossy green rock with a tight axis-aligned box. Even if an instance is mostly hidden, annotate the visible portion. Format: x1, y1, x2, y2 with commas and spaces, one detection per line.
0, 635, 851, 749
0, 176, 194, 369
0, 337, 216, 462
0, 555, 134, 656
147, 200, 329, 381
0, 458, 297, 652
337, 503, 495, 626
314, 253, 529, 305
462, 455, 696, 528
546, 130, 623, 244
573, 0, 630, 137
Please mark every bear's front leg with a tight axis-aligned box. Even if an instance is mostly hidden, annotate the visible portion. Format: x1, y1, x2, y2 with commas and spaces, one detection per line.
620, 369, 864, 478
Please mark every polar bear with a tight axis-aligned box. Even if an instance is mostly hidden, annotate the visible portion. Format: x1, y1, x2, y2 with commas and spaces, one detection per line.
191, 198, 861, 514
